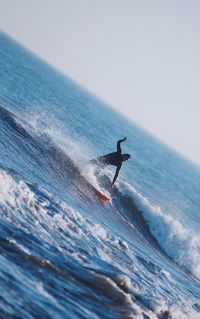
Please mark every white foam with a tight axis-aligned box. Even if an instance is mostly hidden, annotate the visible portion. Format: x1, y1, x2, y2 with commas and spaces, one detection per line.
96, 248, 111, 262
150, 299, 200, 319
92, 224, 108, 241
0, 170, 198, 318
118, 181, 200, 280
90, 271, 150, 319
0, 169, 35, 212
36, 282, 56, 302
23, 109, 94, 165
80, 163, 101, 190
9, 239, 31, 255
162, 304, 200, 319
117, 239, 129, 250
115, 274, 133, 292
22, 109, 102, 190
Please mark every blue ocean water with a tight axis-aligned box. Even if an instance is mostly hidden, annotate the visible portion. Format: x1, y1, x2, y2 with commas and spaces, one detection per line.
0, 33, 200, 319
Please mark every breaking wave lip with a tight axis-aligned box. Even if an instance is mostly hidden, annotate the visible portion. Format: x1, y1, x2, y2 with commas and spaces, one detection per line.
117, 180, 200, 281
0, 105, 79, 174
0, 105, 106, 202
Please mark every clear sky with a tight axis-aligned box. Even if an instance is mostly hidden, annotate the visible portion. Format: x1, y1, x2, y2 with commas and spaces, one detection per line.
0, 0, 200, 166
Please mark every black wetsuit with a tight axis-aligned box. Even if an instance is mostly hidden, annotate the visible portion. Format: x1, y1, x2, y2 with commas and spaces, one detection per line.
90, 139, 125, 185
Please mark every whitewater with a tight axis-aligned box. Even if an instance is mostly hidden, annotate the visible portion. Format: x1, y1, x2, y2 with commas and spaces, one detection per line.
0, 33, 200, 319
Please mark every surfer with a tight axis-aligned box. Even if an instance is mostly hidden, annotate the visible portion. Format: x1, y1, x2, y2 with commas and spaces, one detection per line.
90, 137, 130, 186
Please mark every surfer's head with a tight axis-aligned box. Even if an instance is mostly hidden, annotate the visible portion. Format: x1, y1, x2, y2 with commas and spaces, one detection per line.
122, 154, 131, 162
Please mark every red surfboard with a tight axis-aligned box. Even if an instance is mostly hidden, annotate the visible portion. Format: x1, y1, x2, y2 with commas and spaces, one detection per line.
91, 185, 110, 201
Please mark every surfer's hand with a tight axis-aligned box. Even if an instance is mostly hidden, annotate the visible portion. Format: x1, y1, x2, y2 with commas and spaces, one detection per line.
123, 136, 127, 141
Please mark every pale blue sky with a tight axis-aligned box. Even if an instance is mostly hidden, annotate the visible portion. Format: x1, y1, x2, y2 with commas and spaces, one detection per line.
0, 0, 200, 166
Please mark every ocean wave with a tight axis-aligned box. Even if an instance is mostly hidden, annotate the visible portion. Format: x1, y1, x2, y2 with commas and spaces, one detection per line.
0, 169, 198, 318
117, 180, 200, 281
0, 105, 108, 204
0, 168, 35, 213
1, 105, 200, 283
1, 34, 200, 318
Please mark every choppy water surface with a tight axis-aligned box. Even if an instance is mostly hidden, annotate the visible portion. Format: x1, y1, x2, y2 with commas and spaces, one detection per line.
0, 33, 200, 319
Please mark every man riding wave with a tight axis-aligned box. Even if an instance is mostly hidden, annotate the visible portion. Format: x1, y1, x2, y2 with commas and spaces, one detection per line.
89, 137, 130, 187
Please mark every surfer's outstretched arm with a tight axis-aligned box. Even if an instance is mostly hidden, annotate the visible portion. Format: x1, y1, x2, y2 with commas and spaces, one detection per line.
112, 164, 121, 187
117, 137, 127, 153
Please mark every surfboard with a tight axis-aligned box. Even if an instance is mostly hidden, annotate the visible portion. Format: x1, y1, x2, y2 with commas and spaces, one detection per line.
91, 185, 110, 201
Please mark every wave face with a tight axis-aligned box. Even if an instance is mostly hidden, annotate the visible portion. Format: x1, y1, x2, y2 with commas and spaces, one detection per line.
0, 33, 200, 319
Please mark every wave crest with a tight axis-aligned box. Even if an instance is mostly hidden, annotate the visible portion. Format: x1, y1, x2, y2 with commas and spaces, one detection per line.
117, 180, 200, 280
